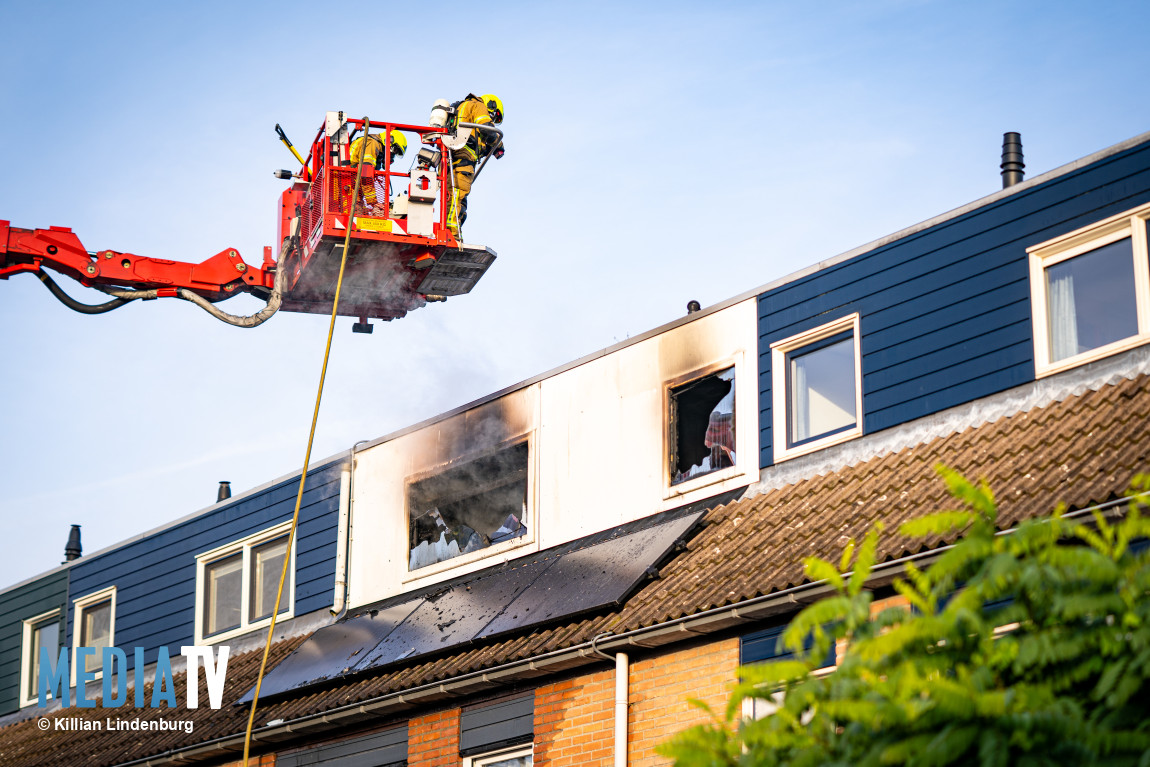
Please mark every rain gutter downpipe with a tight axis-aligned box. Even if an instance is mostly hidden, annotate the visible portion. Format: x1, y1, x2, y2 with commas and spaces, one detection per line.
593, 633, 629, 767
331, 441, 369, 617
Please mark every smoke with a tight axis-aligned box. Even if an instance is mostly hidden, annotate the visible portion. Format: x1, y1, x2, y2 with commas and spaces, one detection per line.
407, 442, 529, 569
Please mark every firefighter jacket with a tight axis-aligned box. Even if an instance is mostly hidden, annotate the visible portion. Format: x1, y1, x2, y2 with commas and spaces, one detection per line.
349, 135, 395, 168
454, 94, 493, 161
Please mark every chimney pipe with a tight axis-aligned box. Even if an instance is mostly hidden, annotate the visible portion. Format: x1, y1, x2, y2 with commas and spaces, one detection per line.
64, 524, 82, 562
217, 481, 232, 502
1000, 132, 1024, 188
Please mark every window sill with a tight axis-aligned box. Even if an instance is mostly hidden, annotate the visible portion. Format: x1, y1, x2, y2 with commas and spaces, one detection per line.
401, 534, 537, 585
663, 462, 752, 501
773, 424, 863, 463
198, 610, 293, 646
1035, 332, 1150, 378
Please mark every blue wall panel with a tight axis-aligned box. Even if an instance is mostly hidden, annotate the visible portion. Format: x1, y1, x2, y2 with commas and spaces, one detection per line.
0, 571, 68, 715
758, 140, 1150, 467
63, 461, 342, 671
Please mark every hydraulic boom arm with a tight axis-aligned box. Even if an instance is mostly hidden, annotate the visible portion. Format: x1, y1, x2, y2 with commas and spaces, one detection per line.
0, 220, 283, 325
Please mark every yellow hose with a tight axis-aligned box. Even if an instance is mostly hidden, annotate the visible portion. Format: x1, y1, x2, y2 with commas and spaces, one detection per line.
240, 117, 373, 767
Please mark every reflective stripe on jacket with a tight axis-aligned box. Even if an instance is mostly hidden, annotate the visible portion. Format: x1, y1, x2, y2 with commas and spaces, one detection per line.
454, 95, 493, 160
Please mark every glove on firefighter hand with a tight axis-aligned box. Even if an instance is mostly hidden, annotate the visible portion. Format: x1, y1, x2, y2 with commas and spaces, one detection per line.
494, 145, 505, 159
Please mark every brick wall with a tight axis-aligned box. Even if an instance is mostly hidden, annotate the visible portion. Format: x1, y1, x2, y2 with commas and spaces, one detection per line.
628, 638, 738, 767
870, 594, 910, 616
534, 668, 615, 767
409, 707, 461, 767
533, 637, 739, 767
220, 755, 275, 766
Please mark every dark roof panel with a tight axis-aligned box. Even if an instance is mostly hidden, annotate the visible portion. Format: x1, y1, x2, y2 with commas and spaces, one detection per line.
244, 600, 420, 702
476, 511, 701, 638
247, 510, 703, 702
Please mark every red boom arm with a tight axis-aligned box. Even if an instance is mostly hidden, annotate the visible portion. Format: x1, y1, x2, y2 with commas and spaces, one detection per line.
0, 220, 276, 299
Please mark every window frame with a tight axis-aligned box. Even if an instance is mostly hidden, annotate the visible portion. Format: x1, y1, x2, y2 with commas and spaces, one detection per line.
194, 521, 296, 644
462, 744, 534, 767
19, 607, 61, 708
770, 313, 863, 462
70, 586, 116, 684
1028, 201, 1150, 378
401, 434, 537, 584
662, 353, 755, 499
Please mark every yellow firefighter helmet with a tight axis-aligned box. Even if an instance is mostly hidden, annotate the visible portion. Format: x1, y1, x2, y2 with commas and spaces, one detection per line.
390, 130, 408, 158
482, 94, 504, 124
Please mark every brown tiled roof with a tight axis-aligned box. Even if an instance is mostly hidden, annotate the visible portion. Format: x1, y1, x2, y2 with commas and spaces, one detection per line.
3, 373, 1148, 767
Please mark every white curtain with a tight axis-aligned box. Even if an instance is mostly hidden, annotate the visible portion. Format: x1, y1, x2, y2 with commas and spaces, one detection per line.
791, 358, 809, 443
1048, 271, 1078, 362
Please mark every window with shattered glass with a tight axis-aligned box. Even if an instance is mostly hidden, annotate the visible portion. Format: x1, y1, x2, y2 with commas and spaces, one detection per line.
407, 441, 529, 571
669, 367, 735, 485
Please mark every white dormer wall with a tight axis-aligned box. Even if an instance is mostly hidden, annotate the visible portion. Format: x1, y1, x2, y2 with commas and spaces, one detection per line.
347, 298, 758, 608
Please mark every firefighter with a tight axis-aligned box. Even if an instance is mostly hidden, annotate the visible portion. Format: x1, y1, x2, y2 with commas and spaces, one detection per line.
347, 130, 408, 212
446, 93, 504, 232
349, 129, 408, 168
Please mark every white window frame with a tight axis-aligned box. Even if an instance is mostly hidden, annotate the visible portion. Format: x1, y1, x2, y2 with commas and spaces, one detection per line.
662, 351, 757, 499
1028, 201, 1150, 378
462, 744, 534, 767
401, 435, 537, 585
19, 607, 61, 708
194, 521, 296, 644
770, 314, 863, 462
71, 586, 116, 684
740, 665, 836, 721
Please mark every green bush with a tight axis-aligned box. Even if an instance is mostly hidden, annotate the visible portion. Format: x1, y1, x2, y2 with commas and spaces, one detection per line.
659, 468, 1150, 767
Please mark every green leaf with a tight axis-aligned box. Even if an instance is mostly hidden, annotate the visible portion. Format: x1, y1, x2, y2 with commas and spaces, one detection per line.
899, 511, 977, 539
804, 556, 845, 592
840, 538, 857, 573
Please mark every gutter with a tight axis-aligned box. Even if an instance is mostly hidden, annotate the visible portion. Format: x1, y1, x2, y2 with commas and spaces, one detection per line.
111, 492, 1142, 767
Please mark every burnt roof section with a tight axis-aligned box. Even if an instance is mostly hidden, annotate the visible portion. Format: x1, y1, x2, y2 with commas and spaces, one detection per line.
2, 374, 1148, 767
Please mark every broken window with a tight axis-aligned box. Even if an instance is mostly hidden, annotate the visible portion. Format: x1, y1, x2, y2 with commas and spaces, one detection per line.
408, 441, 529, 571
670, 367, 735, 485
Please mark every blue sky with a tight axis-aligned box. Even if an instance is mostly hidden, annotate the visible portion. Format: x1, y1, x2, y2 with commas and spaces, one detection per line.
1, 0, 1148, 585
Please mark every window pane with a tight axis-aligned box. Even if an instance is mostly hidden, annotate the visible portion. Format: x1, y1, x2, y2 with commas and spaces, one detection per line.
80, 600, 111, 674
408, 442, 530, 571
28, 618, 59, 699
670, 368, 736, 485
250, 536, 290, 623
480, 755, 533, 767
1045, 237, 1138, 362
205, 554, 242, 636
788, 336, 856, 446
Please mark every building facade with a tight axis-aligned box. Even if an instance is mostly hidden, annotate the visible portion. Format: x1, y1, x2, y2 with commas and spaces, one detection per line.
1, 131, 1148, 767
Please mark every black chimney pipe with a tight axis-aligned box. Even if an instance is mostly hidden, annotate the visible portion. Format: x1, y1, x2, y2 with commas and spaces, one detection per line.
1001, 132, 1025, 188
217, 481, 232, 502
64, 524, 82, 562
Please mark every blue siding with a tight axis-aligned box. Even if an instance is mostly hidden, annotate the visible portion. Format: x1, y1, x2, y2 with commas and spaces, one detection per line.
64, 462, 342, 671
759, 140, 1150, 467
0, 571, 68, 715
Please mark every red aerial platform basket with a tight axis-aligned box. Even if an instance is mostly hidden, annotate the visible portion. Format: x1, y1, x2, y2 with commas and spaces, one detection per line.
276, 113, 496, 325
